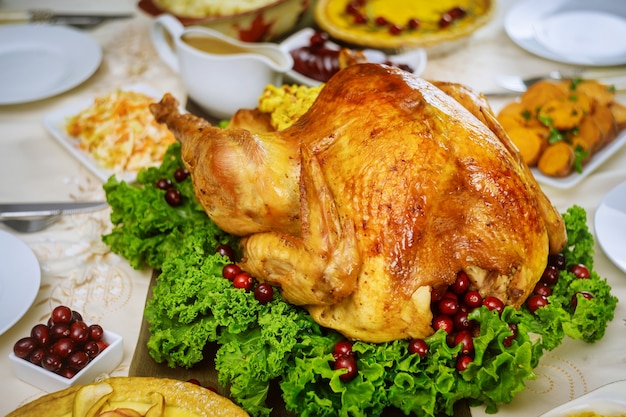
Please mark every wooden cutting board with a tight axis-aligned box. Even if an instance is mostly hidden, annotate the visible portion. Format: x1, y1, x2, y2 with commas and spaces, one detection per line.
129, 273, 472, 417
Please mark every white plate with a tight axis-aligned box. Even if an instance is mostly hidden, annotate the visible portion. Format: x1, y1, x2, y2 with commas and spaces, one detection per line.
0, 230, 41, 336
0, 24, 102, 105
505, 0, 626, 66
539, 379, 626, 417
531, 130, 626, 189
595, 181, 626, 273
43, 84, 167, 183
279, 27, 427, 87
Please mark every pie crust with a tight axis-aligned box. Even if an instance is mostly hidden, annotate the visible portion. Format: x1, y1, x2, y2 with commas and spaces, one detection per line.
7, 377, 248, 417
314, 0, 494, 51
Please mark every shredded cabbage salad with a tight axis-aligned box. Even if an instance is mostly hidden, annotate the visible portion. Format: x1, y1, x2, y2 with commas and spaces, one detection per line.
66, 90, 176, 173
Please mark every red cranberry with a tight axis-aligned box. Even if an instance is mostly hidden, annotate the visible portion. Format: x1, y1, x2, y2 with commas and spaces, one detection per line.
571, 291, 594, 309
456, 354, 473, 372
463, 290, 482, 308
451, 271, 470, 294
482, 296, 504, 314
254, 283, 274, 304
432, 315, 454, 334
541, 265, 560, 286
569, 264, 590, 279
454, 330, 475, 355
233, 272, 254, 291
222, 263, 241, 280
526, 294, 549, 313
408, 338, 428, 357
334, 355, 358, 381
333, 340, 353, 360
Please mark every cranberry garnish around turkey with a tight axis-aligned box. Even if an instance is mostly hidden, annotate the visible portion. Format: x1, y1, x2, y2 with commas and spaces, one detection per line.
174, 167, 189, 182
456, 354, 473, 372
569, 263, 591, 279
333, 340, 354, 360
482, 296, 505, 314
254, 283, 274, 304
331, 340, 358, 381
502, 323, 518, 347
233, 272, 255, 291
408, 338, 429, 357
571, 291, 594, 309
526, 294, 549, 313
222, 263, 241, 281
334, 355, 358, 381
165, 188, 183, 206
215, 244, 236, 262
454, 330, 475, 355
541, 265, 560, 286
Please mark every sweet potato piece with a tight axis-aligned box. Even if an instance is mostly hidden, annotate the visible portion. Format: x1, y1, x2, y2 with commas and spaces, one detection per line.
571, 115, 603, 154
537, 141, 575, 177
590, 104, 618, 145
520, 81, 567, 114
538, 98, 584, 130
610, 101, 626, 131
506, 126, 547, 166
498, 101, 527, 118
568, 91, 593, 114
574, 80, 615, 107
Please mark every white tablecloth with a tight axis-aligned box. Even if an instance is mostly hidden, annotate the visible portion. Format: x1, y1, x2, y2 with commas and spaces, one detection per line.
1, 0, 625, 415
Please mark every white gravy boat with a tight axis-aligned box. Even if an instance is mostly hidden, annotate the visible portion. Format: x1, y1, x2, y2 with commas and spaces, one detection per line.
151, 14, 293, 119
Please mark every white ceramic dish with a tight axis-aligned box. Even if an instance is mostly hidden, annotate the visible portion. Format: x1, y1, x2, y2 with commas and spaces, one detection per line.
531, 130, 626, 189
0, 24, 102, 105
594, 181, 626, 274
43, 84, 167, 183
539, 380, 626, 417
279, 27, 427, 87
0, 230, 41, 336
9, 328, 123, 393
505, 0, 626, 66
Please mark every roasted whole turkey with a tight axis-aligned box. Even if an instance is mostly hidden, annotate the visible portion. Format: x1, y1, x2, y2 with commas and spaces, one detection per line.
150, 63, 567, 343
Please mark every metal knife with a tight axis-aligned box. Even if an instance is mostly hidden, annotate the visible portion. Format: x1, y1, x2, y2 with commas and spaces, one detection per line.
0, 10, 133, 28
0, 201, 108, 220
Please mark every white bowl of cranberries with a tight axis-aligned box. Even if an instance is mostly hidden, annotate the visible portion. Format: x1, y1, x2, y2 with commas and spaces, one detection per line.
9, 305, 123, 392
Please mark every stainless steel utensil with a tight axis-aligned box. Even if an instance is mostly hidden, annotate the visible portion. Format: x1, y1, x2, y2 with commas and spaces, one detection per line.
495, 71, 565, 93
493, 68, 626, 94
0, 9, 133, 28
0, 201, 108, 233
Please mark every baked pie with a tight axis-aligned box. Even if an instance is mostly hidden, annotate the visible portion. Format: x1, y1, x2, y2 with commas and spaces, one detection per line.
7, 377, 248, 417
314, 0, 493, 50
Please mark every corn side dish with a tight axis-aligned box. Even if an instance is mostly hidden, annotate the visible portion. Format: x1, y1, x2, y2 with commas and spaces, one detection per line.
257, 84, 322, 131
65, 90, 177, 173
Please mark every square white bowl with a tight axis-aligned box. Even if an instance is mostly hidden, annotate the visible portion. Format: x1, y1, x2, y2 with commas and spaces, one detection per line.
9, 328, 123, 392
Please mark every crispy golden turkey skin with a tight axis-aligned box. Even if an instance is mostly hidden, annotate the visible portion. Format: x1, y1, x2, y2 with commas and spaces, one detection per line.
150, 63, 566, 343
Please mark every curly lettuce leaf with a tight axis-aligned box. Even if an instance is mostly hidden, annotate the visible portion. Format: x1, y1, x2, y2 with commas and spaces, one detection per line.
103, 143, 236, 269
102, 142, 617, 417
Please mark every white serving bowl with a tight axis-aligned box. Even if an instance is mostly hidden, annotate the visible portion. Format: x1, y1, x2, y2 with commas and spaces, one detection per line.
9, 328, 123, 393
279, 27, 427, 86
